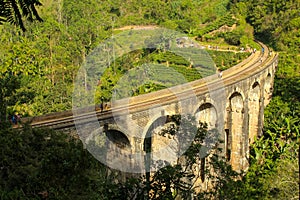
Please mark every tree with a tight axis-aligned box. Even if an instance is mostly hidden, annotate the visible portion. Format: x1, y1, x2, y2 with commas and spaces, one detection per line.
0, 124, 110, 199
0, 72, 20, 126
0, 0, 43, 31
101, 115, 223, 199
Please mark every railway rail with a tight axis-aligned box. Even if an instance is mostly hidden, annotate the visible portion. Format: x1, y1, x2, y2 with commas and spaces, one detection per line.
22, 42, 278, 130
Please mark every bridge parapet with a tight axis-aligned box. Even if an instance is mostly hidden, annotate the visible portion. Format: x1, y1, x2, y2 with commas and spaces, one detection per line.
22, 42, 278, 177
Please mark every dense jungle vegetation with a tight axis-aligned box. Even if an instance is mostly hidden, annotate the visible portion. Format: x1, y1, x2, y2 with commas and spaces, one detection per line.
0, 0, 255, 117
0, 0, 299, 199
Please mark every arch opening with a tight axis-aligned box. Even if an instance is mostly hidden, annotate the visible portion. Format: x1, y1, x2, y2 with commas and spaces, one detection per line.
143, 115, 176, 156
143, 115, 178, 179
252, 81, 260, 89
194, 102, 218, 185
228, 92, 245, 171
105, 129, 131, 149
264, 73, 272, 106
248, 82, 260, 144
195, 103, 218, 130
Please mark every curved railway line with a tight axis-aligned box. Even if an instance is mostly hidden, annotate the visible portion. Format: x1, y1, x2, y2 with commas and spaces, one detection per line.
22, 42, 278, 130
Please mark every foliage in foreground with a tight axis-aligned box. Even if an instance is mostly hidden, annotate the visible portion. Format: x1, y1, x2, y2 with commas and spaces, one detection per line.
0, 0, 299, 199
0, 0, 43, 31
0, 124, 112, 199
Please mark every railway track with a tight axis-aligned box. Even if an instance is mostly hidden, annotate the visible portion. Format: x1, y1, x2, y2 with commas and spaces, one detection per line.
23, 42, 278, 130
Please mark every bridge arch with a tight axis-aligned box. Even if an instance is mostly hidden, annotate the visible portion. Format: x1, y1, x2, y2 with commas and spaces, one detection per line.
227, 91, 246, 171
105, 128, 131, 149
264, 73, 273, 107
143, 115, 173, 152
193, 101, 219, 188
195, 102, 218, 129
226, 86, 245, 101
272, 59, 278, 74
143, 115, 179, 173
250, 78, 261, 87
141, 108, 176, 139
248, 81, 261, 144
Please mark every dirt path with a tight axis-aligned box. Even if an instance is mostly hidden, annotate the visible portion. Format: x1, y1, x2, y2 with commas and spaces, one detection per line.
114, 25, 159, 30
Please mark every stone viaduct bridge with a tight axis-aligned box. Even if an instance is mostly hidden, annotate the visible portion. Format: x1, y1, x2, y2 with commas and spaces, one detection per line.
24, 42, 278, 185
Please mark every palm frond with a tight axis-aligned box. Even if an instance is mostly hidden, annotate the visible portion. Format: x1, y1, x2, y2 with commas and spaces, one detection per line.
0, 0, 43, 31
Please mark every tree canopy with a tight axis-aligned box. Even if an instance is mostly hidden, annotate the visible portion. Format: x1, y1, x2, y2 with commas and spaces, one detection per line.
0, 0, 299, 199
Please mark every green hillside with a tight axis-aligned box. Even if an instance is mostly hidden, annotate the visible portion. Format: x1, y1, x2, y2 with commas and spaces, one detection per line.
0, 0, 299, 199
0, 0, 253, 117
